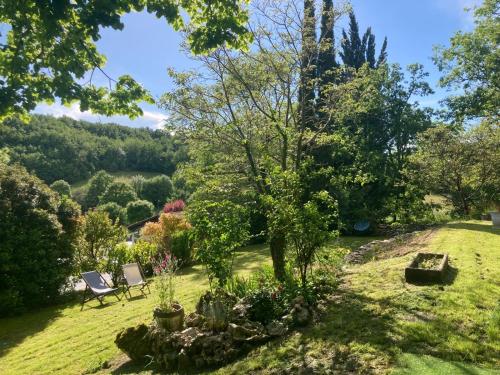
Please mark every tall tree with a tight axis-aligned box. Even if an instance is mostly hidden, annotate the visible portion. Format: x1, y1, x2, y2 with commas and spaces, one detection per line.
299, 0, 318, 132
317, 0, 337, 100
434, 0, 499, 123
377, 37, 388, 67
0, 0, 252, 120
340, 12, 364, 68
365, 28, 377, 68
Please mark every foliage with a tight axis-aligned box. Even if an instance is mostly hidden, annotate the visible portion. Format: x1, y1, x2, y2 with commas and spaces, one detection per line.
50, 179, 71, 197
96, 202, 127, 224
0, 0, 251, 120
434, 0, 500, 123
99, 181, 137, 207
409, 123, 500, 215
163, 199, 186, 213
188, 200, 249, 287
127, 240, 158, 275
76, 210, 127, 273
0, 164, 80, 315
170, 230, 194, 266
104, 243, 130, 287
0, 115, 187, 184
140, 213, 192, 264
153, 253, 179, 312
85, 170, 114, 209
126, 200, 155, 224
130, 175, 146, 196
140, 175, 173, 208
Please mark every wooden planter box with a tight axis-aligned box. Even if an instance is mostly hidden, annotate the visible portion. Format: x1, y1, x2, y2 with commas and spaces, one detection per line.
405, 253, 448, 284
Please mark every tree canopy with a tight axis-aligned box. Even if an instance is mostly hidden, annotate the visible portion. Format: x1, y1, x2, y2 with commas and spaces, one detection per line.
0, 0, 252, 120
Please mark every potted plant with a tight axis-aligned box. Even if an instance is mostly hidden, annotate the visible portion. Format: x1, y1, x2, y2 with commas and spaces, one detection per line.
152, 253, 184, 331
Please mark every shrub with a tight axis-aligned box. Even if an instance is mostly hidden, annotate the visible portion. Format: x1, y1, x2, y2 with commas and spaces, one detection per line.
0, 165, 80, 316
76, 210, 127, 274
130, 175, 146, 196
163, 199, 186, 213
188, 200, 249, 287
100, 181, 137, 207
50, 179, 71, 197
127, 240, 158, 275
105, 243, 130, 286
170, 229, 194, 265
85, 170, 114, 208
126, 200, 155, 224
140, 175, 173, 207
97, 202, 127, 224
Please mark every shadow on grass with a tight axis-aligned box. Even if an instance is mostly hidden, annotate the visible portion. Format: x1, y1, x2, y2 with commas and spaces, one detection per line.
0, 295, 81, 358
446, 222, 500, 235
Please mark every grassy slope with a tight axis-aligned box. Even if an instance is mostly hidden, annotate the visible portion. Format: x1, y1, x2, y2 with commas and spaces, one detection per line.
71, 171, 162, 193
0, 245, 273, 375
1, 222, 498, 374
211, 221, 500, 375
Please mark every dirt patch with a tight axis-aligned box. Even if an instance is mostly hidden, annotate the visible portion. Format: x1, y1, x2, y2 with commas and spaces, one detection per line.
374, 228, 439, 260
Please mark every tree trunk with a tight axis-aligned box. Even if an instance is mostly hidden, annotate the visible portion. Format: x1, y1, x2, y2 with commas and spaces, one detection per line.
269, 231, 287, 281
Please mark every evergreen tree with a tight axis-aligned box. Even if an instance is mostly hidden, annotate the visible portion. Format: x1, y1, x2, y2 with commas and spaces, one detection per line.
365, 29, 377, 68
317, 0, 337, 100
299, 0, 318, 131
377, 37, 388, 67
340, 12, 364, 68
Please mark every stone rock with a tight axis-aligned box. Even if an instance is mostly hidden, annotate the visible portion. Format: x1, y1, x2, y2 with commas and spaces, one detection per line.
291, 305, 311, 326
185, 312, 204, 328
266, 320, 288, 337
115, 323, 152, 362
230, 301, 251, 322
227, 322, 268, 343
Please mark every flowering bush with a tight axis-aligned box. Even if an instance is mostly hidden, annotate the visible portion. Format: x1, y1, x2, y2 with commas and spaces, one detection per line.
163, 199, 186, 213
153, 252, 178, 312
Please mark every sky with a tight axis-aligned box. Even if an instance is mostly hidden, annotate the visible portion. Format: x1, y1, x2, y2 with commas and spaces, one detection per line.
34, 0, 482, 129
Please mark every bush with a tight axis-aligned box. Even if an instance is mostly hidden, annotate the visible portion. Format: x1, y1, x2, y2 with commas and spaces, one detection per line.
0, 165, 80, 315
85, 170, 114, 208
170, 229, 194, 265
140, 175, 173, 207
105, 243, 130, 286
100, 181, 137, 207
163, 199, 185, 213
97, 202, 127, 224
50, 179, 71, 197
127, 240, 158, 275
126, 200, 155, 224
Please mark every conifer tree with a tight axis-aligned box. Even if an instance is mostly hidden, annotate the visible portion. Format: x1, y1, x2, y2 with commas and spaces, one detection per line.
340, 12, 364, 68
317, 0, 337, 100
365, 29, 377, 68
377, 37, 388, 67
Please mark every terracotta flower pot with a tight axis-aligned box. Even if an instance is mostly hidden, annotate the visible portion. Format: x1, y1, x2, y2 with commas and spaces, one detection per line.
153, 303, 184, 332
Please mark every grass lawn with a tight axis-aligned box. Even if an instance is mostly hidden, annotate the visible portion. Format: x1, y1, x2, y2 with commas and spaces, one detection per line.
1, 221, 498, 374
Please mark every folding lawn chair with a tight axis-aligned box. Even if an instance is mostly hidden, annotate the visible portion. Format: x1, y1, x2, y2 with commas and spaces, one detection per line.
122, 262, 151, 299
80, 271, 121, 310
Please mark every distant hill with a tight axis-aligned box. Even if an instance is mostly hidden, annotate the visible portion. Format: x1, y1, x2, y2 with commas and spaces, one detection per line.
0, 115, 188, 184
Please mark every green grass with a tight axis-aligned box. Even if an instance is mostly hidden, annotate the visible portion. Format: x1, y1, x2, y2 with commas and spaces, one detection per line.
211, 221, 500, 374
0, 244, 272, 375
1, 223, 498, 374
71, 171, 162, 193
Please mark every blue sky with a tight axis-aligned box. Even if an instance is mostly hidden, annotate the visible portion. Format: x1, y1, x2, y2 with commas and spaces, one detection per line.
34, 0, 481, 128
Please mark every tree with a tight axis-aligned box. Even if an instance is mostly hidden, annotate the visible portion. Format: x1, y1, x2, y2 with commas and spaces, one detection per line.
76, 210, 126, 273
141, 175, 173, 208
50, 180, 71, 197
130, 175, 146, 196
85, 171, 114, 208
434, 0, 499, 123
188, 200, 249, 287
100, 181, 137, 207
0, 165, 80, 315
126, 200, 155, 224
163, 1, 351, 280
97, 202, 127, 224
0, 0, 252, 120
409, 123, 500, 216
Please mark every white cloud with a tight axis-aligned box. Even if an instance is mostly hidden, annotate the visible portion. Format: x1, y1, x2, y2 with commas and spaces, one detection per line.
434, 0, 482, 28
34, 102, 167, 130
